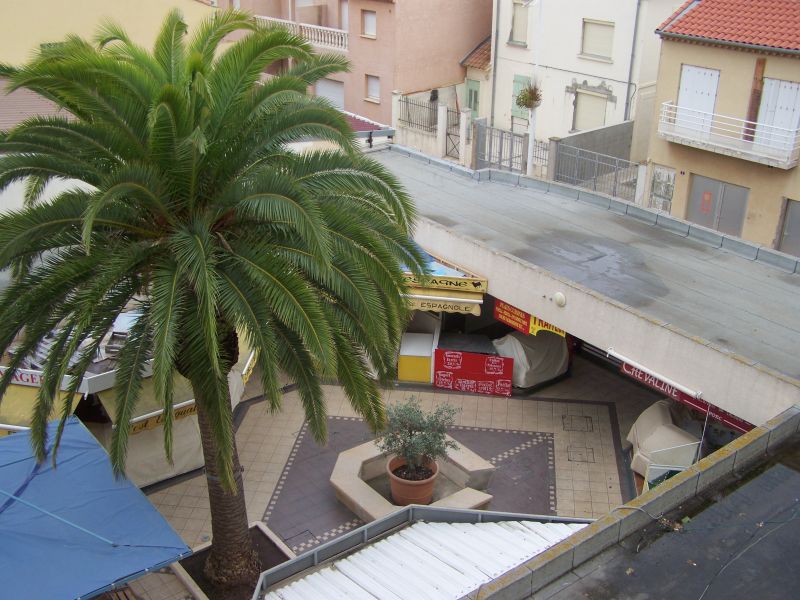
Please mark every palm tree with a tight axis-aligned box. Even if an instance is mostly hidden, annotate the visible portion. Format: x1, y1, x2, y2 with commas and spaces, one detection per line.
0, 10, 424, 591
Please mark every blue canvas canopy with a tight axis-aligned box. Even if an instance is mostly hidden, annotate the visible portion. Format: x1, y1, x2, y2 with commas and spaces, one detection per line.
0, 417, 191, 599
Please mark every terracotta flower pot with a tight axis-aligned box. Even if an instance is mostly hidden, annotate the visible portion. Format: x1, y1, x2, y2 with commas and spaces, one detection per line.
387, 456, 438, 506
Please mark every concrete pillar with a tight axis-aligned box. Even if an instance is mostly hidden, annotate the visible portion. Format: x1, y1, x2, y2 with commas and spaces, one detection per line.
525, 107, 538, 177
546, 137, 560, 181
634, 163, 648, 206
459, 109, 471, 167
436, 103, 448, 159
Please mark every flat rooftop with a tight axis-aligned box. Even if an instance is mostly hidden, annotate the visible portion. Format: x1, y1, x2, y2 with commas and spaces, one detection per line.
546, 439, 800, 600
372, 150, 800, 383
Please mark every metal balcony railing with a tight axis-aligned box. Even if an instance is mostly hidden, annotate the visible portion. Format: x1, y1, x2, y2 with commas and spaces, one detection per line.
256, 15, 348, 51
658, 101, 800, 169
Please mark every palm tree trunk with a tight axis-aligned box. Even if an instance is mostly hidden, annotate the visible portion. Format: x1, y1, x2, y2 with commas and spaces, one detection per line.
193, 387, 261, 588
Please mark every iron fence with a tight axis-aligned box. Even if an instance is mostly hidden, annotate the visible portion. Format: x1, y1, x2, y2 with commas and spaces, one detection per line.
553, 144, 638, 202
474, 121, 526, 173
531, 140, 549, 169
397, 96, 437, 133
446, 108, 460, 159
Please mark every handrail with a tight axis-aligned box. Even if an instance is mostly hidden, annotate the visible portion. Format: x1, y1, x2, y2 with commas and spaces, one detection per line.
658, 101, 800, 167
255, 15, 348, 51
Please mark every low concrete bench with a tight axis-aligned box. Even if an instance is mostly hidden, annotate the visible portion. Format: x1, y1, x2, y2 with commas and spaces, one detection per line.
431, 487, 492, 510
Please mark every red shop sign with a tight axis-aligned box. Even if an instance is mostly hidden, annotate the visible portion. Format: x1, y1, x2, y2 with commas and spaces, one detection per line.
619, 362, 753, 433
434, 349, 513, 397
493, 299, 531, 334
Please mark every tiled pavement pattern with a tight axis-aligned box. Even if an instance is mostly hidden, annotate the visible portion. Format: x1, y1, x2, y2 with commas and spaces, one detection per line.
266, 417, 558, 553
124, 569, 192, 600
147, 355, 661, 552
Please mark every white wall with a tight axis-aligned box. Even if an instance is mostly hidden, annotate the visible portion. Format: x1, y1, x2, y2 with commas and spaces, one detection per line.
491, 0, 680, 141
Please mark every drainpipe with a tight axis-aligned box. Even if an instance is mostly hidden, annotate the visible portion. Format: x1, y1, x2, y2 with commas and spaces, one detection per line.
489, 0, 501, 126
624, 0, 643, 121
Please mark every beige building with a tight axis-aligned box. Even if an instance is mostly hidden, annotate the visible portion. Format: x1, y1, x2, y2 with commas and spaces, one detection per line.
646, 0, 800, 254
223, 0, 492, 124
0, 0, 214, 65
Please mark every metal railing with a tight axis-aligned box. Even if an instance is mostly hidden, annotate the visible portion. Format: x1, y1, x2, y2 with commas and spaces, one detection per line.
553, 144, 638, 202
474, 121, 527, 172
251, 505, 591, 599
531, 139, 549, 168
397, 96, 438, 133
658, 101, 800, 168
446, 108, 460, 159
256, 16, 348, 51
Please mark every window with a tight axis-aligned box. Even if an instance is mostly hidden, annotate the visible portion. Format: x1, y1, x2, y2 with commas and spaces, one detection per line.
361, 10, 376, 37
573, 90, 606, 131
581, 19, 614, 60
466, 79, 480, 118
366, 75, 380, 101
316, 78, 345, 109
510, 0, 528, 45
340, 0, 349, 31
511, 74, 532, 119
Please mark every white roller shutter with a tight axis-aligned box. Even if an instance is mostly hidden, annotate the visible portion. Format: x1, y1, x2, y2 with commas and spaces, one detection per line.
316, 78, 345, 109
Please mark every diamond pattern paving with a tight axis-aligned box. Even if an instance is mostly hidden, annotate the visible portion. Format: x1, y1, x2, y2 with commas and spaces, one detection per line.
264, 417, 558, 554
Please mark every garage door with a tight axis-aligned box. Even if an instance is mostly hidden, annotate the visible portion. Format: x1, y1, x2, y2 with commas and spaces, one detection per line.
316, 78, 345, 109
687, 174, 748, 236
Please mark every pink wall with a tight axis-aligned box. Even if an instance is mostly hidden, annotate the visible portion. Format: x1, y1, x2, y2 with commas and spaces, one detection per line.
394, 0, 492, 96
341, 0, 397, 123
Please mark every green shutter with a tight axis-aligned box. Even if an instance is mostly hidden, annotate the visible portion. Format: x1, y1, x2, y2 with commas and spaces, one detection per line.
512, 74, 532, 119
466, 79, 480, 119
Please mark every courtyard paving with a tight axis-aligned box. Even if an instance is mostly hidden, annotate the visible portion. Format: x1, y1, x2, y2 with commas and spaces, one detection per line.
146, 355, 661, 554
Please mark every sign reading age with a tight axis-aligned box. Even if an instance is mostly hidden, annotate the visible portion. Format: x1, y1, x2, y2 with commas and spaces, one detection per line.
433, 349, 513, 397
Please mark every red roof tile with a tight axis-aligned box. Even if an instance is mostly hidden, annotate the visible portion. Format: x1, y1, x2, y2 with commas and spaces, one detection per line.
461, 36, 492, 71
657, 0, 800, 52
345, 113, 388, 133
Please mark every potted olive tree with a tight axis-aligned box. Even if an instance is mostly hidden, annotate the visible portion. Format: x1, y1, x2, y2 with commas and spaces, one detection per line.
377, 397, 459, 505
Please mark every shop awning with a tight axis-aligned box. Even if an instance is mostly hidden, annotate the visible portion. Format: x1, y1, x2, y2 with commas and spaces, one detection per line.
96, 373, 195, 433
0, 417, 191, 600
0, 384, 79, 435
404, 251, 487, 315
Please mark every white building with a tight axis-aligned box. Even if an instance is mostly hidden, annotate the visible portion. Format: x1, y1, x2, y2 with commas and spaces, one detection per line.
486, 0, 682, 158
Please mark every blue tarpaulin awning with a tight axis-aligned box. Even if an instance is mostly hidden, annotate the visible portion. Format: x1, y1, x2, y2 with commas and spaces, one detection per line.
0, 417, 191, 599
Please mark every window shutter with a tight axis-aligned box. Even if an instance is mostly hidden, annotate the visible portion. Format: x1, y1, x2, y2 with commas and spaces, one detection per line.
362, 10, 376, 36
574, 91, 607, 131
512, 75, 532, 119
511, 1, 528, 44
366, 75, 380, 100
581, 20, 614, 58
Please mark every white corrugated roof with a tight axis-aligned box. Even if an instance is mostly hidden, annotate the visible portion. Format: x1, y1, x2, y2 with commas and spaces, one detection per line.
265, 520, 586, 600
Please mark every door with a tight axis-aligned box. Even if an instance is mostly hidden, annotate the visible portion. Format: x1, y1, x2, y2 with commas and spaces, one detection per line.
676, 65, 720, 137
315, 78, 345, 109
466, 79, 480, 119
687, 175, 748, 236
778, 199, 800, 257
755, 78, 800, 152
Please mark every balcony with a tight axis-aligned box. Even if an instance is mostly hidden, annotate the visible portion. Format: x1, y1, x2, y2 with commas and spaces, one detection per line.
256, 16, 348, 52
658, 101, 800, 169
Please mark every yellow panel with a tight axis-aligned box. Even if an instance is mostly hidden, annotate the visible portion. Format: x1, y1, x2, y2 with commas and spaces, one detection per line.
398, 356, 431, 383
0, 384, 78, 428
96, 373, 194, 422
406, 287, 484, 301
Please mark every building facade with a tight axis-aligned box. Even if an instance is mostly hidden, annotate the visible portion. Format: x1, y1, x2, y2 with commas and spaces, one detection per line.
646, 0, 800, 253
224, 0, 492, 124
488, 0, 681, 157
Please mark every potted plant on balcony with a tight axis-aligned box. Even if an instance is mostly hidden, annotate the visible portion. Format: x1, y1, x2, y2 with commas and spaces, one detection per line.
516, 83, 543, 110
376, 397, 459, 505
